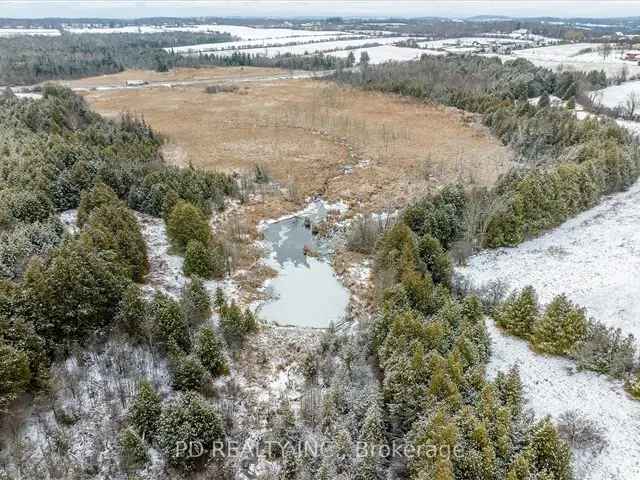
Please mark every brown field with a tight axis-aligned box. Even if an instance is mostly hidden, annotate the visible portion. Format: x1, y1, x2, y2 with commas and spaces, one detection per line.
83, 68, 513, 221
61, 66, 289, 89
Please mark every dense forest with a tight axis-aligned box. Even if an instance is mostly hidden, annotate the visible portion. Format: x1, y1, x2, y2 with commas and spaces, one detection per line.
0, 32, 234, 85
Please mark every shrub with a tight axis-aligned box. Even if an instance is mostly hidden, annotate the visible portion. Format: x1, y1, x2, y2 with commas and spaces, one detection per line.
0, 342, 31, 412
118, 426, 149, 470
166, 200, 211, 252
417, 234, 452, 286
532, 295, 588, 356
21, 239, 128, 349
183, 239, 227, 279
115, 284, 148, 340
494, 286, 539, 338
575, 322, 636, 378
195, 326, 228, 377
129, 380, 162, 440
346, 214, 387, 254
76, 182, 120, 227
557, 410, 607, 452
149, 292, 191, 353
156, 391, 225, 471
180, 276, 212, 326
81, 202, 149, 281
170, 354, 209, 392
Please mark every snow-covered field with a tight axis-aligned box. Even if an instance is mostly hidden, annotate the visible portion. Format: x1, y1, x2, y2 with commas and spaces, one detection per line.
0, 28, 60, 37
182, 36, 412, 58
459, 179, 640, 345
64, 24, 347, 40
595, 80, 640, 110
328, 45, 440, 64
498, 43, 640, 76
487, 319, 640, 480
418, 36, 534, 49
166, 33, 363, 54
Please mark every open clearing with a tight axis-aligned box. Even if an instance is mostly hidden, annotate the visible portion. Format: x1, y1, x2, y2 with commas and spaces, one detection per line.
59, 66, 293, 89
83, 67, 512, 222
486, 318, 640, 480
459, 179, 640, 346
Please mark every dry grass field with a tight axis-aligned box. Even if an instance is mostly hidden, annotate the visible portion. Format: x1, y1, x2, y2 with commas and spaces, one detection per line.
62, 66, 289, 88
83, 67, 513, 221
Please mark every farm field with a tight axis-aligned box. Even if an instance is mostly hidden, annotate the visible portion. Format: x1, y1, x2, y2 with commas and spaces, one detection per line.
57, 66, 294, 89
498, 43, 640, 76
595, 79, 640, 110
82, 68, 512, 221
180, 35, 413, 57
327, 44, 440, 63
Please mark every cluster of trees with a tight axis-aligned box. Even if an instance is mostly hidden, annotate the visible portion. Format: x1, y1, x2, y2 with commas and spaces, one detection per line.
0, 87, 236, 418
325, 186, 574, 479
0, 31, 234, 84
494, 287, 640, 398
335, 55, 608, 112
355, 195, 572, 478
336, 55, 639, 249
201, 50, 341, 71
483, 105, 638, 246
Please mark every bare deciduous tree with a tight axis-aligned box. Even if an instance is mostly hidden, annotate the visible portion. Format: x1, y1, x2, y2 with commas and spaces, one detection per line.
625, 91, 639, 119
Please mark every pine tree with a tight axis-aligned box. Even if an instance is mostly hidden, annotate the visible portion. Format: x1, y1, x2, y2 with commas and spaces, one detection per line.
129, 380, 162, 440
533, 295, 587, 355
180, 276, 211, 326
495, 286, 539, 338
166, 200, 211, 252
115, 283, 148, 340
527, 418, 572, 480
196, 326, 228, 377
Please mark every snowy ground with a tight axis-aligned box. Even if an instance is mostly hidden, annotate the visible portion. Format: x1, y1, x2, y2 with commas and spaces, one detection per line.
486, 318, 640, 480
0, 28, 60, 36
181, 36, 412, 58
496, 43, 640, 77
328, 45, 439, 64
63, 24, 348, 40
166, 33, 363, 54
458, 179, 640, 345
594, 80, 640, 111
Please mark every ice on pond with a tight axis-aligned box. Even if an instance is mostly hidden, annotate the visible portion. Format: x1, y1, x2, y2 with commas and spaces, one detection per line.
259, 201, 350, 328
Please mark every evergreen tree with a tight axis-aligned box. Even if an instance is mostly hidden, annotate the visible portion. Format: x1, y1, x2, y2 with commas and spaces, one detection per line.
538, 92, 551, 108
115, 283, 148, 340
149, 292, 191, 353
527, 418, 573, 480
417, 234, 452, 286
196, 326, 228, 377
166, 200, 211, 252
76, 182, 120, 227
156, 391, 225, 471
180, 276, 211, 326
129, 380, 162, 440
495, 286, 539, 338
533, 295, 587, 355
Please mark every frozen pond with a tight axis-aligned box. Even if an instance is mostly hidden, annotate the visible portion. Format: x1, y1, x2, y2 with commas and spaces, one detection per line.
259, 201, 350, 328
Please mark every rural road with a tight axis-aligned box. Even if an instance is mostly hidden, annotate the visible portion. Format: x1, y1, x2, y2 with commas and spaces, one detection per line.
8, 69, 336, 94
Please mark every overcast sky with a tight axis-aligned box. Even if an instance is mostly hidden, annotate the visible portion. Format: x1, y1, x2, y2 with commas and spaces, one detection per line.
2, 1, 639, 19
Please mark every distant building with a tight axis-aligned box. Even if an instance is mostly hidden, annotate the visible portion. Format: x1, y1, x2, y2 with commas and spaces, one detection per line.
623, 51, 640, 61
